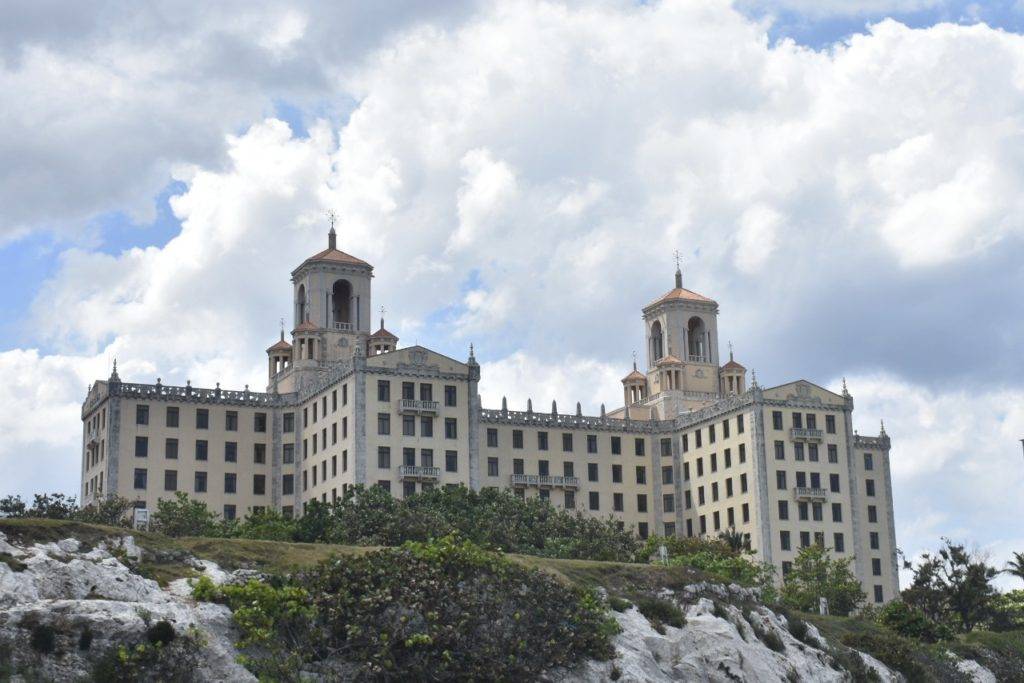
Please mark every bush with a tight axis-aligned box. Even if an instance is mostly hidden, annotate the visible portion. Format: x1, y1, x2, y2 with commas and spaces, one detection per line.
781, 545, 865, 616
749, 619, 785, 652
91, 630, 204, 683
208, 537, 618, 681
29, 624, 56, 654
635, 596, 686, 631
609, 596, 632, 612
877, 600, 953, 643
841, 632, 928, 681
150, 492, 221, 537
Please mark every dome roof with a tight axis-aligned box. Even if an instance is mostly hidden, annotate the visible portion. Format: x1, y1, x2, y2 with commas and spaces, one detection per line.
266, 338, 292, 353
722, 359, 745, 371
622, 369, 647, 383
370, 325, 398, 340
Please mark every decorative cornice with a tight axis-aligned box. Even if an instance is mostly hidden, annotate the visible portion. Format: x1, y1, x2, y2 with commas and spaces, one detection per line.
479, 408, 674, 434
108, 381, 286, 407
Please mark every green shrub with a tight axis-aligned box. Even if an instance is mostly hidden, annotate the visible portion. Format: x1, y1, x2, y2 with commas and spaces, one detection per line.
877, 600, 953, 643
150, 492, 221, 538
841, 632, 928, 681
145, 620, 176, 646
635, 596, 686, 631
29, 624, 56, 654
787, 617, 811, 644
781, 545, 865, 616
751, 621, 786, 653
91, 630, 203, 683
609, 596, 632, 612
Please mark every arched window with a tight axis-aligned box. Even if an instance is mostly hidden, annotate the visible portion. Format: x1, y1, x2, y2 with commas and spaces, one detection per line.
332, 280, 352, 328
650, 321, 664, 362
688, 317, 706, 361
296, 284, 307, 324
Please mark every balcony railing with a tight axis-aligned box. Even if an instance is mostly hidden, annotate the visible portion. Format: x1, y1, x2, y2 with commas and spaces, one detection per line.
790, 428, 824, 442
333, 321, 354, 331
793, 486, 828, 501
687, 354, 707, 363
398, 465, 441, 481
510, 474, 580, 489
399, 398, 439, 415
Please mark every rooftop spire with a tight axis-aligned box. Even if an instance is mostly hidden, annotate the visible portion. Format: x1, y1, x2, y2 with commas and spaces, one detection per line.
673, 249, 683, 288
326, 209, 338, 249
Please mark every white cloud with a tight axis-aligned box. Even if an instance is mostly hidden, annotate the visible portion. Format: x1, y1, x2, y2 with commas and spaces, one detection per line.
734, 204, 782, 273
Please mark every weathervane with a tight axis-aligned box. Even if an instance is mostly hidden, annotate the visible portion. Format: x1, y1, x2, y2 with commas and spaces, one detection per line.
326, 209, 338, 231
673, 249, 682, 270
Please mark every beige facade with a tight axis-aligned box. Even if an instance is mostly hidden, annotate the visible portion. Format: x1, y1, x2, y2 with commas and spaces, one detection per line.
81, 232, 899, 604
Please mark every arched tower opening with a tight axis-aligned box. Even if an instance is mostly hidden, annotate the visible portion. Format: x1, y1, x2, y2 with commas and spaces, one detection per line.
687, 316, 706, 362
296, 284, 307, 324
650, 320, 664, 363
332, 279, 352, 329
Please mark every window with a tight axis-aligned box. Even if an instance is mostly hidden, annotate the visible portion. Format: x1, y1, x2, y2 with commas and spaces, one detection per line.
283, 443, 294, 464
224, 473, 236, 494
635, 466, 646, 484
683, 462, 690, 480
737, 414, 745, 434
742, 503, 750, 523
868, 505, 878, 523
709, 424, 716, 444
828, 444, 838, 464
711, 482, 719, 501
312, 403, 318, 423
445, 450, 458, 472
402, 382, 414, 400
403, 448, 416, 467
796, 471, 807, 488
512, 430, 524, 449
444, 418, 458, 439
565, 491, 576, 509
254, 474, 266, 495
564, 462, 575, 477
833, 533, 845, 552
419, 383, 433, 402
638, 522, 649, 539
660, 438, 671, 457
588, 491, 600, 511
343, 384, 348, 406
810, 472, 821, 489
223, 505, 236, 521
254, 412, 267, 432
343, 451, 348, 472
400, 415, 414, 437
637, 494, 648, 512
610, 436, 621, 455
776, 470, 787, 490
798, 502, 809, 521
698, 486, 705, 505
614, 493, 624, 512
682, 434, 689, 453
661, 466, 673, 485
792, 412, 803, 429
740, 473, 748, 493
872, 558, 882, 576
134, 468, 148, 490
814, 532, 825, 547
772, 411, 783, 429
165, 438, 178, 460
826, 415, 836, 434
808, 444, 819, 462
864, 453, 874, 470
538, 432, 549, 450
782, 561, 793, 576
778, 501, 789, 519
711, 452, 719, 472
723, 418, 730, 438
445, 385, 457, 406
487, 457, 499, 476
332, 390, 338, 412
378, 447, 391, 469
695, 430, 702, 448
874, 586, 884, 603
378, 380, 391, 402
866, 479, 876, 497
663, 494, 675, 513
774, 441, 785, 460
195, 440, 208, 461
612, 464, 622, 483
282, 474, 293, 495
420, 416, 433, 437
378, 413, 390, 435
870, 532, 880, 550
226, 411, 238, 431
713, 511, 721, 531
166, 406, 179, 428
727, 507, 735, 527
697, 457, 704, 477
331, 423, 337, 445
283, 412, 294, 433
225, 442, 237, 463
136, 404, 149, 425
699, 516, 706, 534
513, 459, 524, 475
724, 449, 731, 468
635, 438, 645, 456
562, 433, 573, 452
684, 491, 691, 508
832, 503, 843, 522
800, 531, 810, 548
794, 443, 804, 461
195, 471, 208, 493
812, 502, 823, 522
135, 436, 148, 458
421, 449, 434, 468
253, 443, 266, 464
487, 428, 498, 447
164, 469, 177, 491
588, 434, 598, 454
587, 463, 598, 482
739, 443, 746, 463
726, 478, 734, 497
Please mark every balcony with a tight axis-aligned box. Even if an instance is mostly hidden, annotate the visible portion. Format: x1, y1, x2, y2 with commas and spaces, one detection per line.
399, 398, 439, 415
687, 354, 707, 363
790, 428, 824, 442
333, 321, 354, 331
510, 474, 580, 489
398, 465, 441, 482
793, 486, 828, 502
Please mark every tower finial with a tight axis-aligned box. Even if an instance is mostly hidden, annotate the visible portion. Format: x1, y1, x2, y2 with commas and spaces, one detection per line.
110, 358, 120, 382
280, 317, 285, 341
674, 249, 683, 288
880, 419, 886, 435
842, 377, 849, 396
632, 350, 637, 371
326, 209, 337, 249
728, 341, 734, 362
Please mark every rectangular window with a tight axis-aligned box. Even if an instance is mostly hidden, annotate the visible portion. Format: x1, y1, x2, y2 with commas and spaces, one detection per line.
444, 418, 458, 439
737, 414, 745, 434
223, 505, 236, 521
800, 531, 810, 548
226, 411, 238, 431
312, 403, 318, 423
864, 453, 874, 470
742, 503, 749, 523
224, 473, 236, 494
794, 442, 805, 461
663, 494, 675, 513
810, 472, 821, 489
696, 457, 704, 477
254, 474, 266, 496
164, 469, 177, 491
282, 443, 294, 464
874, 586, 884, 603
698, 486, 705, 505
832, 502, 843, 522
776, 470, 787, 490
513, 458, 524, 475
136, 404, 149, 425
661, 466, 673, 485
834, 533, 845, 552
253, 443, 266, 464
812, 502, 823, 522
699, 516, 706, 534
683, 462, 690, 480
283, 412, 294, 433
778, 500, 789, 520
826, 414, 836, 434
798, 502, 809, 521
487, 457, 499, 476
421, 449, 434, 468
512, 430, 524, 449
868, 505, 878, 523
806, 414, 817, 430
780, 531, 791, 551
772, 411, 783, 430
870, 531, 880, 550
419, 383, 433, 402
872, 558, 882, 576
562, 433, 573, 452
796, 471, 807, 488
331, 455, 337, 477
165, 438, 178, 460
195, 439, 208, 461
775, 441, 785, 460
445, 385, 457, 406
808, 444, 819, 462
635, 438, 645, 456
792, 412, 803, 429
194, 471, 207, 493
711, 482, 719, 502
225, 442, 237, 463
403, 448, 416, 468
866, 479, 876, 497
614, 493, 624, 512
722, 418, 730, 439
487, 428, 498, 447
713, 510, 721, 531
635, 466, 646, 485
638, 522, 649, 539
378, 413, 390, 435
565, 490, 576, 509
711, 453, 717, 472
135, 436, 148, 458
332, 390, 338, 412
564, 461, 575, 477
281, 474, 293, 495
637, 494, 648, 513
254, 412, 267, 433
378, 447, 391, 469
587, 462, 598, 482
727, 507, 735, 527
684, 490, 691, 508
538, 431, 549, 450
402, 481, 416, 498
682, 434, 689, 453
420, 416, 433, 437
740, 473, 748, 493
445, 450, 458, 472
724, 449, 731, 468
828, 444, 838, 464
378, 380, 391, 402
588, 491, 600, 511
830, 473, 840, 493
402, 382, 415, 400
709, 424, 716, 444
588, 434, 598, 454
401, 415, 415, 436
610, 436, 621, 455
166, 406, 179, 428
726, 478, 734, 497
739, 443, 746, 463
331, 423, 337, 445
660, 438, 672, 457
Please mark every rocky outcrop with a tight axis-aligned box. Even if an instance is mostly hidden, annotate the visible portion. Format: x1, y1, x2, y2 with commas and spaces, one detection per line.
0, 531, 254, 682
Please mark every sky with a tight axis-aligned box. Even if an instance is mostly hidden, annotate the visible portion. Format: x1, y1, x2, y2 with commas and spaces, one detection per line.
1, 0, 1023, 587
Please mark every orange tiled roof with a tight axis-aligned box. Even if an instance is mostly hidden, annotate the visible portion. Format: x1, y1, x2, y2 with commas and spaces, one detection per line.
296, 247, 371, 270
266, 339, 292, 352
292, 320, 320, 333
645, 287, 717, 308
622, 369, 647, 383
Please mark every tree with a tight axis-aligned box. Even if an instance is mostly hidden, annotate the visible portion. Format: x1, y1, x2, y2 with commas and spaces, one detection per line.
718, 528, 747, 553
902, 538, 999, 632
150, 492, 220, 537
781, 544, 865, 616
27, 493, 78, 519
1005, 552, 1024, 585
0, 495, 27, 518
74, 496, 134, 527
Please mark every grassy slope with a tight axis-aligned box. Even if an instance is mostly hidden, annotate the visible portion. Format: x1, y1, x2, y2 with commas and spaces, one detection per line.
4, 518, 1023, 680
